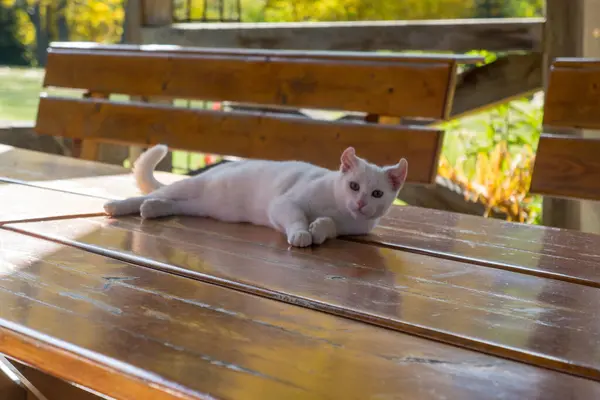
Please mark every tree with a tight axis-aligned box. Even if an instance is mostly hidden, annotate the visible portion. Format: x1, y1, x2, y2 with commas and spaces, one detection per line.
0, 5, 30, 65
1, 0, 125, 66
261, 0, 476, 22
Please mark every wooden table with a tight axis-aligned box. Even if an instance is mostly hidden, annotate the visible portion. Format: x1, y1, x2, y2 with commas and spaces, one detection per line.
1, 145, 600, 399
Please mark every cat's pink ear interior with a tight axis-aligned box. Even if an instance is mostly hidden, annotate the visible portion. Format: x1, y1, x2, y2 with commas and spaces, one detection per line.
340, 147, 358, 173
386, 158, 408, 191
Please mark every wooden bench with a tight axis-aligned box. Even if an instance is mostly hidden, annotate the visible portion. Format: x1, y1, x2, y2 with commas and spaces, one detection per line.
5, 43, 600, 398
34, 42, 483, 186
530, 58, 600, 200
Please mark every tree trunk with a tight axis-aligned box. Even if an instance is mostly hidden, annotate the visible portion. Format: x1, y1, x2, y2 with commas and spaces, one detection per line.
27, 3, 49, 66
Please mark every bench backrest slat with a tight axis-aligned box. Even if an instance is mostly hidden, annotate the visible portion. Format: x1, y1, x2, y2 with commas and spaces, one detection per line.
44, 49, 454, 119
37, 96, 443, 184
530, 58, 600, 200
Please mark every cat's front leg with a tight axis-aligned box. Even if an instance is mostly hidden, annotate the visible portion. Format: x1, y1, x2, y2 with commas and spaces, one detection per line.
268, 198, 312, 247
104, 196, 148, 216
309, 217, 337, 245
140, 198, 177, 219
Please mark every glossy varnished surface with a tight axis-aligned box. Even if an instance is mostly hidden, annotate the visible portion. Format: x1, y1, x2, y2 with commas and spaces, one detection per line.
9, 215, 600, 381
0, 144, 183, 199
3, 229, 597, 399
5, 151, 600, 289
0, 182, 106, 224
365, 205, 600, 288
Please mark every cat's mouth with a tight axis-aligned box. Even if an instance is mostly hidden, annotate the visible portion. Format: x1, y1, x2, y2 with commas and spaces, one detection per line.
351, 208, 375, 220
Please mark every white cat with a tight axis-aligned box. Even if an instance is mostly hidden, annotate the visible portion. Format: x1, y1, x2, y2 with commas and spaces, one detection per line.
104, 145, 408, 247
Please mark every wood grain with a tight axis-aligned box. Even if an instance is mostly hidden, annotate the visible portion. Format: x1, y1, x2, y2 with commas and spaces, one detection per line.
0, 144, 183, 199
10, 215, 600, 381
50, 41, 486, 64
544, 65, 600, 129
36, 96, 443, 184
2, 229, 596, 399
44, 49, 453, 119
368, 205, 600, 288
530, 134, 600, 200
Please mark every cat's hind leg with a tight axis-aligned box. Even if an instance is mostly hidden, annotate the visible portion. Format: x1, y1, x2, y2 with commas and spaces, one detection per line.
268, 198, 312, 247
104, 196, 148, 216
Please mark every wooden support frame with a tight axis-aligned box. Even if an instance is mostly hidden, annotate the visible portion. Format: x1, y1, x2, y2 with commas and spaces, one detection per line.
141, 18, 544, 52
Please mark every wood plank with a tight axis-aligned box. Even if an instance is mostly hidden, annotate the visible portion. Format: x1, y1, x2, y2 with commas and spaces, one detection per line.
140, 18, 544, 53
0, 183, 105, 224
0, 144, 183, 199
530, 134, 600, 200
36, 97, 443, 184
366, 205, 600, 287
9, 216, 600, 381
50, 41, 486, 64
543, 65, 600, 130
44, 49, 453, 119
1, 230, 596, 399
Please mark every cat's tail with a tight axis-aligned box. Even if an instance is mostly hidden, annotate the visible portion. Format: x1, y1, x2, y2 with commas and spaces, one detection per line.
133, 144, 168, 194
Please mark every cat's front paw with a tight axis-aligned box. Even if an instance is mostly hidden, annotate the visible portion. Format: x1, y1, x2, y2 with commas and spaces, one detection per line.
287, 230, 312, 247
104, 200, 129, 216
309, 217, 336, 245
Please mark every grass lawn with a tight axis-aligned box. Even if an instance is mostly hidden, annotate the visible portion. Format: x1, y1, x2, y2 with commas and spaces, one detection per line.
0, 67, 45, 122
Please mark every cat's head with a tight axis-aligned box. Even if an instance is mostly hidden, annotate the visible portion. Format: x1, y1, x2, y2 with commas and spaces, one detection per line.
336, 147, 408, 220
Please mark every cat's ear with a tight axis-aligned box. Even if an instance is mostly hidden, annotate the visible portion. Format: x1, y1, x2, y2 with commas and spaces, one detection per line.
385, 158, 408, 191
340, 147, 359, 173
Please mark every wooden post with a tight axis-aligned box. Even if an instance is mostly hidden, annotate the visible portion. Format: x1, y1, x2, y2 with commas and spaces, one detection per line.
577, 0, 600, 233
141, 0, 173, 26
541, 0, 584, 230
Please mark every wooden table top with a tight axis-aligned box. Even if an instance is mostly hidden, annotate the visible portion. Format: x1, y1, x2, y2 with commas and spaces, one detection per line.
1, 145, 600, 399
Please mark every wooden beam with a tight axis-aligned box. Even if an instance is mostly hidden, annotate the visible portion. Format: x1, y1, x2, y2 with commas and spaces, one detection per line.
451, 53, 543, 118
142, 18, 543, 52
0, 360, 26, 400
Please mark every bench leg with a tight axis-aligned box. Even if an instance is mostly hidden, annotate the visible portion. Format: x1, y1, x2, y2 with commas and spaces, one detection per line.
0, 360, 26, 400
1, 356, 103, 400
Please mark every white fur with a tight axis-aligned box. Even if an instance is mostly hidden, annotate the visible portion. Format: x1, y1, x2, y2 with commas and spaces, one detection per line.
104, 145, 408, 247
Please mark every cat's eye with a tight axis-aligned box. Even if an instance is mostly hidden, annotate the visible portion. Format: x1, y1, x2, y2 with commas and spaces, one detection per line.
372, 190, 384, 198
349, 181, 360, 191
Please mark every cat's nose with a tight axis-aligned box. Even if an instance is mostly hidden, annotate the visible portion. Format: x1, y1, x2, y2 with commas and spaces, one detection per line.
357, 200, 366, 209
